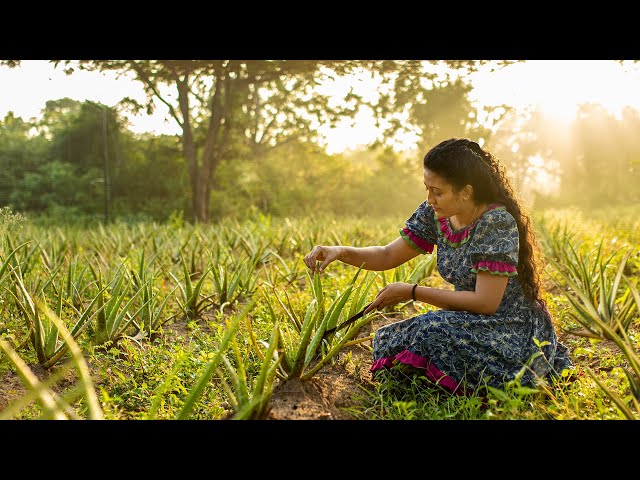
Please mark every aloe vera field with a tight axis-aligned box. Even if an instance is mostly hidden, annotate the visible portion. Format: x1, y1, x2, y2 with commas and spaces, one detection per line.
0, 203, 639, 421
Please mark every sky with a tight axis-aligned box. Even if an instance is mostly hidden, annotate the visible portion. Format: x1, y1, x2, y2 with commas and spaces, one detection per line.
2, 60, 640, 154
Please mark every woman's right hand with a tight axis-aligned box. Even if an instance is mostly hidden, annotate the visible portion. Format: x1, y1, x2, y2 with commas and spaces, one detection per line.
304, 245, 344, 273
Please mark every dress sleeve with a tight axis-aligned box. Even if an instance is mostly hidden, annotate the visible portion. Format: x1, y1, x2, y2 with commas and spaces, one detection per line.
399, 201, 437, 254
468, 208, 519, 276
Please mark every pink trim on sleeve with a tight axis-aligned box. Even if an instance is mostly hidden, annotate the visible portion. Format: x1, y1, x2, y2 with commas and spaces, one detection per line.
471, 260, 518, 276
401, 227, 435, 254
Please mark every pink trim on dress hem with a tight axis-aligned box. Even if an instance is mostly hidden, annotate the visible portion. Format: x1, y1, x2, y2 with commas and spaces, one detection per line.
370, 349, 464, 395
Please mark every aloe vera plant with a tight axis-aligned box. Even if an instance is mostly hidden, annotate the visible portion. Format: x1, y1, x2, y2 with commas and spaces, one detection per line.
0, 338, 69, 419
177, 299, 257, 419
38, 239, 69, 279
234, 226, 273, 266
576, 315, 640, 420
548, 250, 638, 339
3, 236, 40, 280
537, 217, 577, 264
265, 266, 377, 381
538, 221, 623, 303
128, 250, 177, 337
0, 300, 104, 419
391, 254, 437, 285
263, 250, 305, 287
9, 269, 107, 367
169, 254, 214, 320
210, 263, 243, 306
217, 319, 281, 419
89, 262, 154, 346
0, 240, 30, 287
44, 254, 97, 312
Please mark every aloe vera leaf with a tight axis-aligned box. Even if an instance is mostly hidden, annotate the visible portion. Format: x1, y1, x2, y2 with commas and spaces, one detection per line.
290, 299, 320, 377
253, 322, 280, 398
177, 299, 255, 419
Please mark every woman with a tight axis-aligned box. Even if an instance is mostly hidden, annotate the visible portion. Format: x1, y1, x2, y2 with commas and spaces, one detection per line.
303, 138, 572, 395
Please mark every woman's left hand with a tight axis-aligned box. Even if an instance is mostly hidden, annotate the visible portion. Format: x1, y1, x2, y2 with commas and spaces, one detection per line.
364, 282, 414, 315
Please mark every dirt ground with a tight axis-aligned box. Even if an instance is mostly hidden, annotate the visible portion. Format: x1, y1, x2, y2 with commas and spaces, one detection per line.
265, 326, 379, 421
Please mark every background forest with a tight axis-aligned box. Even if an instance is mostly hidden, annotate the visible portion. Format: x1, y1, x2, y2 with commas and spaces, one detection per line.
2, 60, 639, 226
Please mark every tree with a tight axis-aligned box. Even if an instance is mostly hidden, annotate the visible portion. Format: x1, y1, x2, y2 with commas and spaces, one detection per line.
51, 60, 384, 222
566, 103, 640, 205
365, 60, 515, 151
1, 59, 517, 221
56, 60, 519, 222
42, 99, 122, 222
409, 78, 503, 151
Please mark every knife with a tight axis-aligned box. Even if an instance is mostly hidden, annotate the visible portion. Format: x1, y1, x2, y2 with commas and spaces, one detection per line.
321, 302, 373, 340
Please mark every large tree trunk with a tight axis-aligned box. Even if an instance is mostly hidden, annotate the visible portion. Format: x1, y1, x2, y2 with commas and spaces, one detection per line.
193, 69, 232, 223
176, 75, 203, 221
174, 65, 232, 223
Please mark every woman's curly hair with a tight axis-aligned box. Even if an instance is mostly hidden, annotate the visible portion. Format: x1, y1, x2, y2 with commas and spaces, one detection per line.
423, 138, 545, 307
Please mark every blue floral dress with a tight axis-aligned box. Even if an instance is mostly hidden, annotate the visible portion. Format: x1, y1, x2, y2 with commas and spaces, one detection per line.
370, 201, 572, 393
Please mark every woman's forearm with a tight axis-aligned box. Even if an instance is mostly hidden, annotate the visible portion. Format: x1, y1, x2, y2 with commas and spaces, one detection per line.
414, 286, 498, 316
338, 246, 395, 271
306, 237, 419, 273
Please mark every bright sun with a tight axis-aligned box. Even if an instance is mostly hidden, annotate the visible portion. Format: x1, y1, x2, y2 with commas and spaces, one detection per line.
470, 60, 640, 124
318, 60, 640, 153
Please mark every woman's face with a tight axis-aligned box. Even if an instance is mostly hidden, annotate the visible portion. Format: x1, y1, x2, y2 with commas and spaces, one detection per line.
423, 168, 464, 218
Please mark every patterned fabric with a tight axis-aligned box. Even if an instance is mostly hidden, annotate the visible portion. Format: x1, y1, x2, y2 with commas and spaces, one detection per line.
372, 201, 573, 392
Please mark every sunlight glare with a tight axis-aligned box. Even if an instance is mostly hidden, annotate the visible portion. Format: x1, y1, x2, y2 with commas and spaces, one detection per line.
470, 60, 640, 123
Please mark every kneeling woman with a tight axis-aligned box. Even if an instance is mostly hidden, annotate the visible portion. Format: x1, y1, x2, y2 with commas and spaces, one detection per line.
303, 138, 572, 395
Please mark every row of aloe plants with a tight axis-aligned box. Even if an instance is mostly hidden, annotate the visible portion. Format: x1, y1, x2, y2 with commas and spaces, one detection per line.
0, 297, 259, 420
0, 215, 411, 419
0, 260, 390, 419
537, 218, 640, 418
0, 222, 276, 358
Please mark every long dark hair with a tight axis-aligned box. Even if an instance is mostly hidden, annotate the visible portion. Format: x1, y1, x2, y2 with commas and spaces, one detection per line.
423, 138, 544, 306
